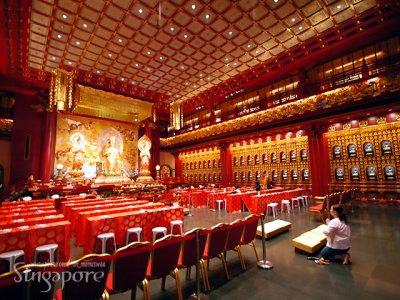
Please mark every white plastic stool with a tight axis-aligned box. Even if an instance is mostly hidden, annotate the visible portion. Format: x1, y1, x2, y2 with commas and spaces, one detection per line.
267, 203, 278, 218
34, 244, 58, 263
126, 227, 142, 244
216, 199, 224, 211
291, 197, 301, 208
170, 220, 184, 235
0, 250, 24, 271
96, 232, 117, 254
301, 195, 309, 206
281, 200, 291, 213
152, 227, 167, 242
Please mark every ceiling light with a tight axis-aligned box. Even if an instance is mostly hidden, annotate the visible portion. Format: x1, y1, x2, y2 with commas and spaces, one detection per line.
108, 53, 112, 57
228, 31, 233, 35
159, 56, 163, 60
121, 78, 125, 81
76, 41, 80, 45
298, 26, 303, 30
138, 8, 143, 14
233, 62, 237, 66
62, 14, 67, 19
176, 95, 179, 98
186, 82, 189, 85
83, 23, 87, 28
57, 34, 62, 39
199, 74, 202, 77
291, 18, 296, 22
132, 81, 135, 84
181, 66, 184, 69
96, 70, 100, 74
147, 68, 150, 71
247, 44, 251, 48
205, 14, 209, 19
256, 50, 259, 53
135, 63, 139, 67
52, 57, 56, 60
170, 27, 174, 31
118, 38, 122, 43
68, 61, 72, 65
225, 58, 228, 61
147, 51, 151, 55
208, 77, 211, 80
191, 4, 196, 9
184, 34, 188, 38
337, 5, 341, 9
274, 0, 278, 3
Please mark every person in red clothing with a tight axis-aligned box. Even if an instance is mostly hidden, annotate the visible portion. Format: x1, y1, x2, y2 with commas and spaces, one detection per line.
315, 204, 351, 265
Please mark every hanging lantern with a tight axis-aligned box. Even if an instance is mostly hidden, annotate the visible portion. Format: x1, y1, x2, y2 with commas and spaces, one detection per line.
48, 68, 75, 112
170, 102, 182, 130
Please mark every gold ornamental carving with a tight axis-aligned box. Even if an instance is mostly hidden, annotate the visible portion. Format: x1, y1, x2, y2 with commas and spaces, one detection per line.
75, 85, 152, 123
161, 75, 399, 147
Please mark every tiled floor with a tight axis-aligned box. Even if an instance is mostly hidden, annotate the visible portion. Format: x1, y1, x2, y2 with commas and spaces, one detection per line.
83, 203, 400, 300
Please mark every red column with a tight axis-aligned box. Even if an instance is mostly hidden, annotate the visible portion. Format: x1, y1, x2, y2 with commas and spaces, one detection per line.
40, 111, 56, 181
220, 142, 232, 187
173, 152, 182, 182
307, 125, 330, 197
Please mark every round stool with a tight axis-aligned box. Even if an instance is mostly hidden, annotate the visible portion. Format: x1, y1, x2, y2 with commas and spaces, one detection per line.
126, 227, 142, 244
216, 199, 224, 211
291, 197, 301, 208
95, 232, 117, 254
301, 195, 309, 206
152, 227, 167, 242
281, 200, 291, 213
170, 220, 183, 235
267, 203, 278, 218
34, 244, 59, 263
0, 250, 24, 272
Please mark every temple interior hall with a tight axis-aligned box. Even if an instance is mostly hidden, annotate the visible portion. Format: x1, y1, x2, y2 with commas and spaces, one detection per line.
0, 0, 400, 299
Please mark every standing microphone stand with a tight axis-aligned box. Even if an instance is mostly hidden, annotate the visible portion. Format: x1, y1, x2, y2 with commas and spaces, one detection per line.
257, 214, 273, 269
188, 230, 208, 300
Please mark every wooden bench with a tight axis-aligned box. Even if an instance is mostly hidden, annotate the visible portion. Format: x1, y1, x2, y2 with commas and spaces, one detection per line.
256, 219, 291, 239
291, 224, 327, 254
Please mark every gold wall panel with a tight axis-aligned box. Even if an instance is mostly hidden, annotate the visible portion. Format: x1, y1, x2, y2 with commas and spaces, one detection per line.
74, 84, 153, 123
325, 121, 400, 190
230, 136, 311, 188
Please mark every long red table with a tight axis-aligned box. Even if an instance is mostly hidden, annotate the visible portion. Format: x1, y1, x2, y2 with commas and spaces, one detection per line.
83, 206, 183, 254
0, 220, 71, 262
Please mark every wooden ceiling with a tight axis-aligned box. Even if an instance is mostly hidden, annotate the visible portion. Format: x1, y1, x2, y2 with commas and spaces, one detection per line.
1, 0, 399, 115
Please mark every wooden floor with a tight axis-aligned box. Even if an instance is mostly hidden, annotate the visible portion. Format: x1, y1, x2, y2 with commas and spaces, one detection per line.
74, 202, 400, 300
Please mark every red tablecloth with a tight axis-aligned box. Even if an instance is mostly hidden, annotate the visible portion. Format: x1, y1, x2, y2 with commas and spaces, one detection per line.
67, 200, 147, 232
62, 197, 136, 220
191, 191, 208, 207
1, 199, 55, 207
0, 220, 71, 262
225, 193, 243, 213
0, 204, 55, 214
0, 210, 59, 222
0, 214, 65, 229
83, 207, 183, 254
76, 202, 164, 247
